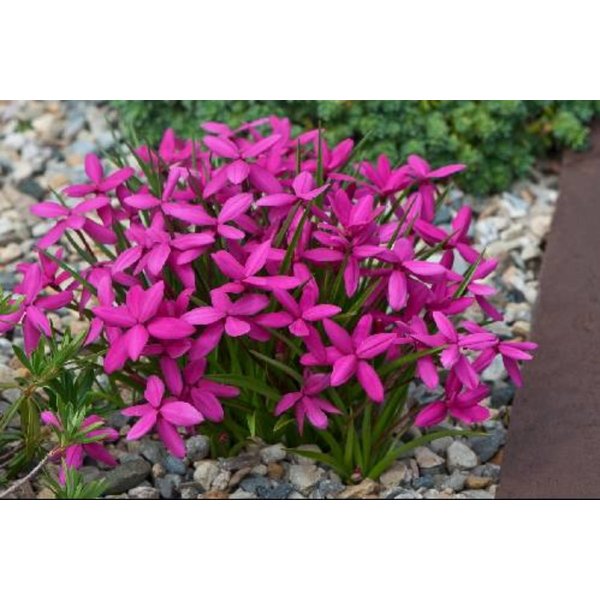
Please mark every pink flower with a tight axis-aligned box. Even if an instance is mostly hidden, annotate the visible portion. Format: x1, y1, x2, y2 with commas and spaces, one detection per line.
323, 315, 395, 403
92, 281, 195, 373
275, 372, 341, 434
304, 192, 384, 296
62, 153, 134, 198
30, 196, 117, 249
184, 290, 269, 357
256, 171, 328, 208
379, 238, 449, 310
415, 373, 490, 428
113, 212, 214, 280
122, 376, 203, 458
203, 133, 281, 196
412, 311, 496, 389
468, 322, 537, 387
41, 411, 118, 483
163, 192, 254, 241
136, 128, 193, 167
178, 359, 239, 422
265, 284, 341, 338
14, 263, 72, 354
414, 205, 479, 263
406, 155, 466, 222
211, 239, 299, 293
360, 155, 410, 197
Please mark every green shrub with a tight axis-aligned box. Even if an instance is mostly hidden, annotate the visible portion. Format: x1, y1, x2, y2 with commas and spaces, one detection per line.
112, 100, 600, 195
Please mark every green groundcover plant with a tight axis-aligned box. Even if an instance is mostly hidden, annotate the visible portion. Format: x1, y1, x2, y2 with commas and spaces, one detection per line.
0, 117, 536, 498
114, 100, 600, 195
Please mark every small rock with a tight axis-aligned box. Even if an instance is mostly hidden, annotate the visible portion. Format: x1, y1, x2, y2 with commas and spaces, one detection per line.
162, 455, 187, 476
212, 470, 231, 491
429, 436, 453, 455
491, 383, 515, 408
151, 463, 166, 479
139, 439, 165, 464
530, 214, 552, 238
128, 486, 160, 500
36, 488, 55, 500
193, 460, 220, 491
186, 435, 210, 461
414, 446, 445, 470
259, 443, 287, 464
220, 453, 259, 471
423, 489, 444, 499
465, 475, 492, 490
228, 467, 252, 489
267, 462, 285, 480
469, 428, 507, 463
79, 465, 101, 484
462, 489, 494, 500
250, 464, 268, 476
229, 489, 256, 500
288, 491, 306, 499
288, 464, 322, 493
442, 471, 467, 492
472, 464, 501, 482
180, 485, 201, 500
447, 441, 478, 470
201, 490, 229, 500
380, 463, 410, 488
386, 488, 422, 499
482, 355, 505, 382
264, 483, 293, 499
512, 320, 531, 336
292, 444, 322, 465
412, 474, 435, 489
337, 479, 379, 499
103, 458, 151, 495
311, 479, 345, 499
17, 178, 46, 200
157, 474, 181, 499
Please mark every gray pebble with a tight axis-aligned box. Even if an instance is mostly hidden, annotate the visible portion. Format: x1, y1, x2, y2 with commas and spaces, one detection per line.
162, 455, 187, 476
240, 476, 272, 495
103, 459, 151, 495
264, 483, 293, 499
259, 443, 287, 464
186, 435, 210, 461
129, 486, 160, 500
469, 428, 506, 463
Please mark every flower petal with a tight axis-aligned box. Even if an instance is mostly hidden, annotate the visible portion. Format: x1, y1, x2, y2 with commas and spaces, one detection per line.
330, 354, 358, 387
356, 360, 385, 403
147, 317, 196, 340
160, 401, 203, 427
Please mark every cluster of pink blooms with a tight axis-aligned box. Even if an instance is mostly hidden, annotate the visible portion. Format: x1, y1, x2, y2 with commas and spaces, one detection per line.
0, 117, 536, 466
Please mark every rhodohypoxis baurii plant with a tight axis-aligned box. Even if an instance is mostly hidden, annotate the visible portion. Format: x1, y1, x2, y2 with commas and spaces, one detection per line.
0, 117, 537, 489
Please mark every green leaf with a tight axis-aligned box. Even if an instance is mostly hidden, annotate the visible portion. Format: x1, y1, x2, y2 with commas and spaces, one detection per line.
361, 403, 373, 472
274, 416, 295, 433
206, 374, 280, 402
454, 249, 485, 298
287, 448, 343, 473
246, 411, 257, 438
248, 350, 303, 384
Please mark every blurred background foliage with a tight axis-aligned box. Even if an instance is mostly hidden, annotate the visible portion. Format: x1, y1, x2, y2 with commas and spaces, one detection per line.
113, 100, 600, 195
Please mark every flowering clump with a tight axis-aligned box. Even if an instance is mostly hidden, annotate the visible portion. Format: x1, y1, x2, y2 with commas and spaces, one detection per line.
0, 117, 536, 486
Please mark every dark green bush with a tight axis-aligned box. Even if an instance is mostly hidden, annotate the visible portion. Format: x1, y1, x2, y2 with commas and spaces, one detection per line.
112, 100, 600, 195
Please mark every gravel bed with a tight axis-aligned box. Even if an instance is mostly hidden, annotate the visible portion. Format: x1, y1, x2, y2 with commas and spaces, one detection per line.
0, 101, 555, 499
